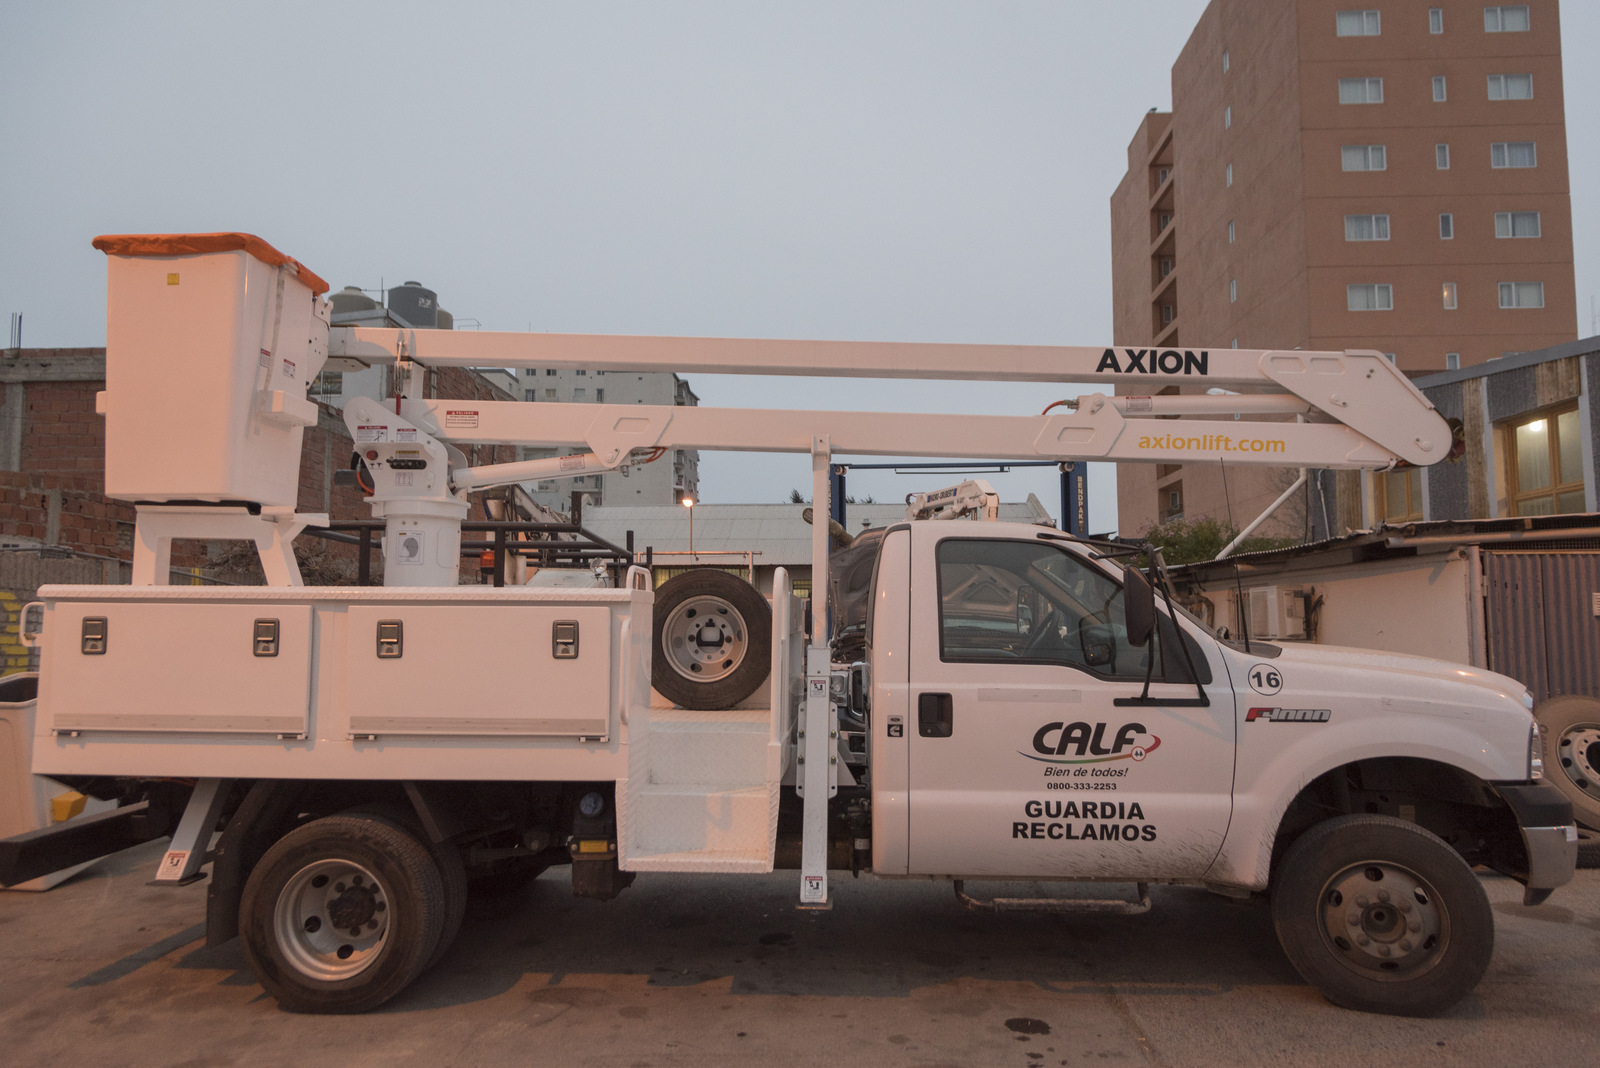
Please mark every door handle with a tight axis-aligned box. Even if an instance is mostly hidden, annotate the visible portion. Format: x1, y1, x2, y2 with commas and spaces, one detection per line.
918, 693, 953, 737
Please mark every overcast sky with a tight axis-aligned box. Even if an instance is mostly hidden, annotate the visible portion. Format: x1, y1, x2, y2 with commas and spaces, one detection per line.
3, 2, 1596, 534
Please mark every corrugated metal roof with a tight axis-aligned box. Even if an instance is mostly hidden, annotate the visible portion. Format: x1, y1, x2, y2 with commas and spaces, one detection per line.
582, 501, 1048, 566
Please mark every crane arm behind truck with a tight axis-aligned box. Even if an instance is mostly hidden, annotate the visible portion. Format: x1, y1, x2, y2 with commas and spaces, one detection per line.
4, 233, 1573, 1020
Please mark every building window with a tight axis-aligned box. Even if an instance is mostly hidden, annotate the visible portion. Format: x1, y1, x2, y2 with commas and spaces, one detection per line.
1157, 166, 1171, 185
1158, 211, 1173, 230
308, 371, 343, 398
545, 368, 557, 376
1229, 279, 1237, 303
1495, 211, 1541, 238
575, 369, 587, 376
1491, 142, 1536, 168
523, 388, 537, 402
1484, 6, 1530, 33
1377, 468, 1423, 522
1226, 163, 1233, 186
1436, 143, 1450, 169
1160, 257, 1175, 277
1445, 353, 1461, 369
1224, 106, 1232, 129
1488, 73, 1533, 100
1433, 76, 1447, 102
1505, 407, 1584, 516
1222, 50, 1229, 72
595, 388, 605, 402
1228, 219, 1236, 243
1443, 282, 1458, 309
1336, 10, 1381, 35
572, 388, 587, 400
1439, 213, 1454, 239
1162, 304, 1176, 324
1339, 77, 1384, 104
1430, 8, 1444, 33
1341, 144, 1387, 171
1498, 281, 1545, 308
1344, 213, 1391, 241
1348, 283, 1393, 311
545, 388, 557, 399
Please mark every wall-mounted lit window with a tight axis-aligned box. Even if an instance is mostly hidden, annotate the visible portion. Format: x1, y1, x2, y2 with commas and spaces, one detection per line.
1443, 282, 1458, 309
1504, 406, 1583, 515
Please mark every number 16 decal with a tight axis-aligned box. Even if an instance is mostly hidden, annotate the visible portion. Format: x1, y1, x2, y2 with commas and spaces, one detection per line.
1248, 664, 1283, 695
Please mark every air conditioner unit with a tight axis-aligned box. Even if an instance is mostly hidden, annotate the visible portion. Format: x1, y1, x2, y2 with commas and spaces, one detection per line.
1247, 585, 1308, 640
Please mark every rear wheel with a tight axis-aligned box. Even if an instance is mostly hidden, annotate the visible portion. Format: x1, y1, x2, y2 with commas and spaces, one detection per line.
652, 569, 771, 709
240, 814, 446, 1014
1271, 815, 1493, 1016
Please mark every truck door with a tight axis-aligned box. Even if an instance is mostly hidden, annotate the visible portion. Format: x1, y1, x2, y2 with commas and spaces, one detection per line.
905, 530, 1235, 879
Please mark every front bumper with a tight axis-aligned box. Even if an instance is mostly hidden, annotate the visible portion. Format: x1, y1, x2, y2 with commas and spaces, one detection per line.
1494, 782, 1578, 905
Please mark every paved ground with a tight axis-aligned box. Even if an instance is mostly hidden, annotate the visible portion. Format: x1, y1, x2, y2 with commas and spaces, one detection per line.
0, 841, 1595, 1067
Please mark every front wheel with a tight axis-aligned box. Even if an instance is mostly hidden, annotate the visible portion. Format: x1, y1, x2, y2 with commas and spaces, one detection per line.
240, 814, 447, 1014
1271, 815, 1493, 1016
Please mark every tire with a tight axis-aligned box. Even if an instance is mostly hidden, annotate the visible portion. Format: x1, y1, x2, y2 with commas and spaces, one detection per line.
338, 803, 467, 974
240, 815, 447, 1014
1534, 696, 1600, 830
1271, 815, 1493, 1017
1577, 827, 1600, 870
652, 569, 771, 710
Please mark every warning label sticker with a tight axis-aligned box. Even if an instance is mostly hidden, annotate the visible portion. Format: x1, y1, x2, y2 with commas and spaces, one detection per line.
445, 410, 480, 429
281, 358, 297, 380
396, 427, 418, 442
558, 454, 587, 471
356, 425, 388, 444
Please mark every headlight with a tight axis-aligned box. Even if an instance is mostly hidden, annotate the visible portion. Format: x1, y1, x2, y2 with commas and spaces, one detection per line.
1529, 723, 1544, 780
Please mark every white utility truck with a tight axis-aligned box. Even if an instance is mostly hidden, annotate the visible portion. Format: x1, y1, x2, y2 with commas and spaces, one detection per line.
0, 233, 1578, 1018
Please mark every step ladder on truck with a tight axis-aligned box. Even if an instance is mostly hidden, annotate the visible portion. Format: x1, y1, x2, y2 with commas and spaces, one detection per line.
0, 232, 1578, 1017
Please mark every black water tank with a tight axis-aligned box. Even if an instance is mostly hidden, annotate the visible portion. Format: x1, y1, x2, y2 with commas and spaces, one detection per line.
387, 281, 438, 328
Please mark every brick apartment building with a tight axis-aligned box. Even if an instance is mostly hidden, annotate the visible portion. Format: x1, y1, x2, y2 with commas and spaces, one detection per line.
1110, 0, 1577, 540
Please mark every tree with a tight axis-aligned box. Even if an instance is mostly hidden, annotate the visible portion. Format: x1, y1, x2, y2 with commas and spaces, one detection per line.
1136, 516, 1298, 566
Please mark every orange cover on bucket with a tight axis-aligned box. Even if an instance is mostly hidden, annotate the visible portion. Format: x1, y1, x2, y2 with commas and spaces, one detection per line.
92, 232, 330, 295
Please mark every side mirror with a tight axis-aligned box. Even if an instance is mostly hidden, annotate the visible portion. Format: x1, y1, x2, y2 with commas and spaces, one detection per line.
1080, 624, 1117, 668
1123, 565, 1156, 648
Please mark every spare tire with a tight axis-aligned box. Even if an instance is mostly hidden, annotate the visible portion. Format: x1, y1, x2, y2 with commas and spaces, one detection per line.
652, 569, 771, 710
1534, 695, 1600, 831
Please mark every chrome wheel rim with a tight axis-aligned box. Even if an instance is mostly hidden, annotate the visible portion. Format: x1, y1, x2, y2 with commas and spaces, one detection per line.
661, 595, 748, 684
1556, 723, 1600, 802
1318, 861, 1448, 982
274, 859, 390, 981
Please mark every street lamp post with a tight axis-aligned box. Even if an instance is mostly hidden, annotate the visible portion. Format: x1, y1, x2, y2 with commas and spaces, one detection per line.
681, 494, 695, 560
